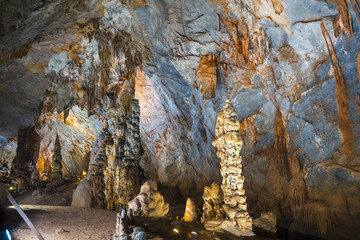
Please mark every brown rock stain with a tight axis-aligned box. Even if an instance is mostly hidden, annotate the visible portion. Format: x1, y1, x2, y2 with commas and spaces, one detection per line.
197, 55, 217, 99
321, 22, 354, 161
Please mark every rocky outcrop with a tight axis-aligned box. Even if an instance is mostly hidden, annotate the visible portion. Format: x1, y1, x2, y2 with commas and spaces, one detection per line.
128, 181, 169, 218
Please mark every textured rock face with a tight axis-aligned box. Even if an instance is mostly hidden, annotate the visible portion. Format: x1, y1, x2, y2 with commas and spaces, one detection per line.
1, 0, 360, 238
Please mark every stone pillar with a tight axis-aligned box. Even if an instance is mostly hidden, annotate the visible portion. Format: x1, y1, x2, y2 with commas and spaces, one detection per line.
51, 135, 62, 180
211, 99, 254, 236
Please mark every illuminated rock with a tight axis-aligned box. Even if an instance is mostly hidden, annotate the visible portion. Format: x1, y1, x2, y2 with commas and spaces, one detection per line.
197, 55, 217, 99
201, 182, 226, 222
182, 198, 198, 222
128, 180, 169, 218
210, 99, 254, 236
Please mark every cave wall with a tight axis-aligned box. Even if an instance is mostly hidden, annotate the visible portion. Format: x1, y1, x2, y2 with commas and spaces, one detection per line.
0, 0, 360, 239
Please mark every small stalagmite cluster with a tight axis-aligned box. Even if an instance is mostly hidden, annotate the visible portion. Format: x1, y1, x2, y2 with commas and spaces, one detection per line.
210, 99, 254, 236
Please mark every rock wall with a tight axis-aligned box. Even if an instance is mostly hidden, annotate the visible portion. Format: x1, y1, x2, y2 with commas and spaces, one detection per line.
0, 0, 360, 238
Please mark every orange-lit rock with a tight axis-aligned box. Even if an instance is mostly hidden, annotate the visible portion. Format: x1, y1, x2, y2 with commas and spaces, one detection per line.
197, 55, 217, 99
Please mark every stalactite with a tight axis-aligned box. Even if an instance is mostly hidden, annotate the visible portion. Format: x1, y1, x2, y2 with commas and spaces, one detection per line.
63, 108, 69, 124
197, 55, 217, 99
321, 22, 354, 161
327, 0, 353, 36
274, 108, 290, 177
240, 23, 249, 63
299, 201, 334, 236
269, 0, 284, 14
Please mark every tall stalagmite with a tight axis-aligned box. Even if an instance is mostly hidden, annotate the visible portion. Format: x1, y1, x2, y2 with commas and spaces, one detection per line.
51, 135, 62, 180
212, 99, 254, 236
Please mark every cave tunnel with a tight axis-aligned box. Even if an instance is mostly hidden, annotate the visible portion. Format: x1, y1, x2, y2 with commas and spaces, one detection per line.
0, 0, 360, 239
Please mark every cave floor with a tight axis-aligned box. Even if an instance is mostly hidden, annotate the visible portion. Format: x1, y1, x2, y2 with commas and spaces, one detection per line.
3, 204, 277, 240
2, 183, 277, 239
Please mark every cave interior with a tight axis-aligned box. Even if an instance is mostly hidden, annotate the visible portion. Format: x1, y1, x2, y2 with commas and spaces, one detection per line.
0, 0, 360, 239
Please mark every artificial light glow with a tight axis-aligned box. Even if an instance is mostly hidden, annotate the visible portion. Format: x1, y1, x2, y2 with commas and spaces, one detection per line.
6, 229, 11, 240
173, 228, 179, 234
82, 171, 87, 176
9, 186, 14, 190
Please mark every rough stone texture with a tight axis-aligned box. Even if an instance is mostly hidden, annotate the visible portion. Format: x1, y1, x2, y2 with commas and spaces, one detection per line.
212, 99, 254, 236
0, 0, 360, 239
128, 181, 169, 218
104, 97, 143, 211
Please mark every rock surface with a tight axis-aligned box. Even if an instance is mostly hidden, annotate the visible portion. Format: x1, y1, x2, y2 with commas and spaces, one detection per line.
1, 0, 360, 239
128, 181, 169, 218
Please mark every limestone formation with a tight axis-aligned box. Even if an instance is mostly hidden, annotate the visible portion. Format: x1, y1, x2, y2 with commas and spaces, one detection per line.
201, 182, 226, 222
182, 198, 198, 222
71, 175, 92, 208
197, 55, 217, 99
253, 212, 277, 233
88, 122, 114, 208
113, 209, 130, 240
211, 99, 254, 236
51, 136, 62, 180
128, 180, 169, 218
104, 98, 142, 211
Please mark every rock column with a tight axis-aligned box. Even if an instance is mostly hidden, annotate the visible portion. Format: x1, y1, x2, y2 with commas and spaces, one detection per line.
212, 99, 253, 235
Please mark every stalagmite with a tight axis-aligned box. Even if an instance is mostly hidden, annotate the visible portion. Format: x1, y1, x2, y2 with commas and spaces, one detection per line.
51, 136, 62, 180
104, 98, 142, 211
182, 198, 198, 222
201, 182, 226, 222
88, 122, 114, 208
207, 99, 254, 236
127, 180, 169, 218
113, 209, 130, 240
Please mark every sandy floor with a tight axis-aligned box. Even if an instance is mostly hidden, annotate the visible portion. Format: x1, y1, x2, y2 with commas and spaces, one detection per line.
5, 205, 117, 240
3, 204, 277, 240
1, 183, 277, 240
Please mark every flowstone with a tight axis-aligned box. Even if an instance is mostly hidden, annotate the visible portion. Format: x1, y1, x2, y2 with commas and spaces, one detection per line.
208, 99, 254, 236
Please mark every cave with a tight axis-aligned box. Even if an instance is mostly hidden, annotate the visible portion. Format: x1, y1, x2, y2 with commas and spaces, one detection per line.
0, 0, 360, 239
